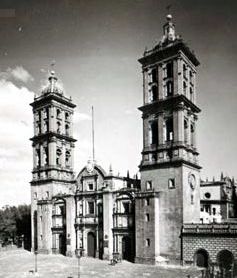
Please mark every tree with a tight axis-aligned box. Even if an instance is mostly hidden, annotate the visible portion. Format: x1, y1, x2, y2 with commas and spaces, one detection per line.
0, 204, 31, 249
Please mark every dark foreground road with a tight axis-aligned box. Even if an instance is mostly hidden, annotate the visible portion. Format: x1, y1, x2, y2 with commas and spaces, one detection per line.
0, 249, 202, 278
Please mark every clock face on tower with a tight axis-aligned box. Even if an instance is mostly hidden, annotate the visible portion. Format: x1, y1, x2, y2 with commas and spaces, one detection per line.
188, 173, 196, 190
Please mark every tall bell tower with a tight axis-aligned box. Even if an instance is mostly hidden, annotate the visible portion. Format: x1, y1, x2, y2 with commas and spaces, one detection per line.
135, 14, 201, 264
30, 71, 76, 253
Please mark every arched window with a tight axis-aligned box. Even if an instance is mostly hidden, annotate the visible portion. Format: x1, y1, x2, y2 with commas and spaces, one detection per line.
65, 150, 71, 167
183, 64, 187, 78
189, 70, 193, 83
166, 81, 173, 96
183, 81, 187, 96
166, 118, 173, 142
190, 87, 194, 102
36, 149, 40, 167
190, 123, 195, 146
151, 85, 158, 102
65, 112, 70, 121
149, 121, 158, 145
44, 121, 49, 133
45, 107, 49, 119
151, 68, 157, 83
184, 119, 188, 144
56, 108, 61, 119
44, 147, 48, 166
167, 62, 173, 78
65, 124, 70, 136
57, 121, 61, 134
56, 148, 62, 166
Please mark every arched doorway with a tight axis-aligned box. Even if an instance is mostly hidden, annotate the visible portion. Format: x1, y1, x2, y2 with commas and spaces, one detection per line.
87, 232, 96, 257
217, 250, 234, 270
59, 234, 66, 255
195, 249, 209, 268
122, 236, 132, 262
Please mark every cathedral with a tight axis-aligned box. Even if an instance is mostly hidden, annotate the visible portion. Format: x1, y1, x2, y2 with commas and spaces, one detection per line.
30, 14, 237, 270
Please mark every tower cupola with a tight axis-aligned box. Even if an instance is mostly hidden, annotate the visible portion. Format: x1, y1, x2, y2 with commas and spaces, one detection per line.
42, 70, 63, 96
162, 14, 176, 45
48, 70, 58, 93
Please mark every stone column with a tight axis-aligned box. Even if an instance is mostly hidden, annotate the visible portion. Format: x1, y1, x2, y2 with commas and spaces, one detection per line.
187, 116, 191, 146
61, 110, 65, 135
173, 111, 179, 142
70, 143, 75, 169
61, 140, 66, 168
192, 118, 197, 148
48, 106, 53, 132
158, 114, 164, 145
33, 113, 37, 135
143, 70, 148, 104
95, 227, 99, 258
81, 227, 85, 256
154, 196, 160, 260
144, 118, 149, 148
158, 64, 163, 100
173, 58, 178, 95
32, 144, 37, 168
40, 110, 44, 133
40, 144, 44, 167
51, 106, 56, 133
66, 197, 76, 257
177, 109, 184, 142
103, 191, 114, 260
49, 137, 56, 166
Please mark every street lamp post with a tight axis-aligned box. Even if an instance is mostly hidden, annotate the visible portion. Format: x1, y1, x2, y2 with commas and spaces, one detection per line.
34, 251, 38, 273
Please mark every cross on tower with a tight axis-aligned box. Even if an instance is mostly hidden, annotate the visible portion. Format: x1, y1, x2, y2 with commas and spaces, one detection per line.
166, 4, 172, 14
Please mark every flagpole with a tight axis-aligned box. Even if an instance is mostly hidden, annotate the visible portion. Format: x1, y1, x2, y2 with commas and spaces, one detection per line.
92, 106, 95, 161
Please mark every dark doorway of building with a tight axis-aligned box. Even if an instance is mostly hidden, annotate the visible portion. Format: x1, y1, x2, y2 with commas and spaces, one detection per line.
217, 250, 234, 270
195, 249, 209, 268
87, 232, 96, 257
59, 234, 66, 255
122, 236, 133, 262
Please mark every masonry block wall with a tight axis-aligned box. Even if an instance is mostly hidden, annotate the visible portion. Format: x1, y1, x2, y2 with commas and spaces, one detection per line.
183, 234, 237, 263
135, 192, 160, 264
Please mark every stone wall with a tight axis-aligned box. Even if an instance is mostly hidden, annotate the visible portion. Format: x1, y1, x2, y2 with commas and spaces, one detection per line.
182, 224, 237, 264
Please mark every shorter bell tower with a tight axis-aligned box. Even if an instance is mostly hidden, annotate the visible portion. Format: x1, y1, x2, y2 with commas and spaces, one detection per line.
135, 14, 201, 264
30, 71, 77, 254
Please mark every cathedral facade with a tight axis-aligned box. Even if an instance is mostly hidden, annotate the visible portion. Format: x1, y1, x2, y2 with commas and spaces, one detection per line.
30, 14, 237, 270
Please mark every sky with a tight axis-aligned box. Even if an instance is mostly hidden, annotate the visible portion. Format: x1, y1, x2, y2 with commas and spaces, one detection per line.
0, 0, 237, 207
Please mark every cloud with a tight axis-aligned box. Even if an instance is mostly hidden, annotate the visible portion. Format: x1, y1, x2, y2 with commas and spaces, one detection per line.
0, 78, 34, 206
11, 66, 34, 83
0, 66, 34, 84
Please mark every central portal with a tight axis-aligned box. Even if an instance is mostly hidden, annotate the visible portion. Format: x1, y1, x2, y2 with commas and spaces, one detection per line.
122, 236, 132, 262
87, 232, 96, 257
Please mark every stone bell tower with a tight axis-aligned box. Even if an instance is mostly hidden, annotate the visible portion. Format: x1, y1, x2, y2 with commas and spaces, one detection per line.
30, 71, 76, 254
135, 14, 201, 264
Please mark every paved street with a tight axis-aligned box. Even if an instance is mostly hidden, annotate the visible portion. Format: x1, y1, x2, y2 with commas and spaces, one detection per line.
0, 249, 202, 278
